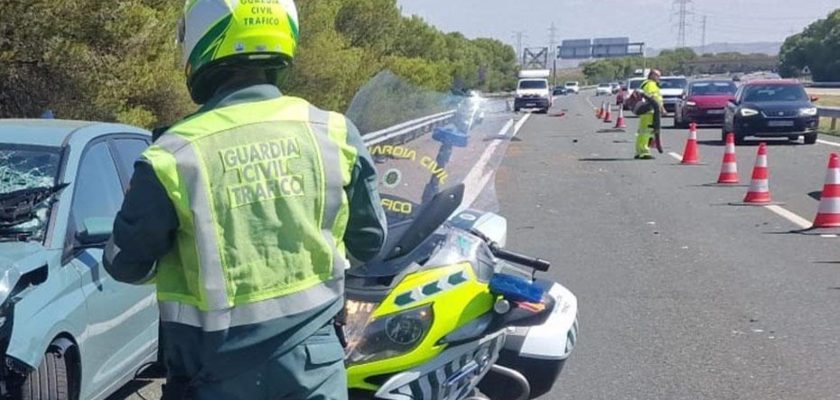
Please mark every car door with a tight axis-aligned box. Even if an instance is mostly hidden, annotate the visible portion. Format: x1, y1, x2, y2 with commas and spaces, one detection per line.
65, 140, 157, 399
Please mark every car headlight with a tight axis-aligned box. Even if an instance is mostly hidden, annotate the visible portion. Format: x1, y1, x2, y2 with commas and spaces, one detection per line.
740, 108, 759, 117
800, 107, 818, 116
685, 101, 697, 107
344, 302, 434, 365
515, 94, 524, 98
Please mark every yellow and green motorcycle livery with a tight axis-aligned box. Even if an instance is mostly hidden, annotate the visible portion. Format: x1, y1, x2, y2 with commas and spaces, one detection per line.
343, 72, 579, 400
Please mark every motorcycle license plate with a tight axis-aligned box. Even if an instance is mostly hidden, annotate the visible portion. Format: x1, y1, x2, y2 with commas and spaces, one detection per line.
768, 120, 794, 127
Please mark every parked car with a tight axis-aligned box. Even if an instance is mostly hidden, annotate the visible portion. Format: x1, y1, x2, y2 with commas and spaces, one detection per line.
723, 80, 820, 145
595, 83, 612, 96
622, 78, 646, 111
0, 120, 158, 399
660, 76, 688, 114
564, 81, 580, 94
674, 79, 737, 128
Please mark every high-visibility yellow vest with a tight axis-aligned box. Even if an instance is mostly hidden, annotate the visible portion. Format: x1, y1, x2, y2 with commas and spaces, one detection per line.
143, 96, 357, 332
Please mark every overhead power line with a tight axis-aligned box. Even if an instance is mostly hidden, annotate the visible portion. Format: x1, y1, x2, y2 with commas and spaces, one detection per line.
673, 0, 693, 48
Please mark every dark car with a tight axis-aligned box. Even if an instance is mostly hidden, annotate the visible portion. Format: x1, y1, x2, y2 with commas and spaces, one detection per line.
552, 87, 567, 96
723, 80, 820, 145
674, 80, 737, 128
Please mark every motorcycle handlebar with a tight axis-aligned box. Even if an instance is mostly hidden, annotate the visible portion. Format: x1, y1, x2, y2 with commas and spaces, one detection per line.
491, 246, 551, 272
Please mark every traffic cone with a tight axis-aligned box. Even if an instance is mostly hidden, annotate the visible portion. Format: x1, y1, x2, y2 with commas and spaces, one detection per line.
614, 107, 627, 129
596, 102, 605, 119
603, 104, 612, 123
717, 133, 739, 184
681, 123, 701, 165
811, 153, 840, 228
742, 143, 773, 204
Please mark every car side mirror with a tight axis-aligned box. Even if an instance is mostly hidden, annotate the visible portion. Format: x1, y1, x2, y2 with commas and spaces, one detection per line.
810, 96, 819, 102
76, 217, 114, 245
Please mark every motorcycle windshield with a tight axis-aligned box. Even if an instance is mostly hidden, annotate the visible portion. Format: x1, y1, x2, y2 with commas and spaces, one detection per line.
346, 71, 515, 276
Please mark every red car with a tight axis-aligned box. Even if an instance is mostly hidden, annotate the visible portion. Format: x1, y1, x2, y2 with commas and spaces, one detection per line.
674, 80, 737, 128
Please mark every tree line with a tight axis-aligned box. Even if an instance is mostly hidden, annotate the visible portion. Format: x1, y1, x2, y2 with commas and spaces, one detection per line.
779, 8, 840, 82
580, 48, 779, 83
0, 0, 518, 129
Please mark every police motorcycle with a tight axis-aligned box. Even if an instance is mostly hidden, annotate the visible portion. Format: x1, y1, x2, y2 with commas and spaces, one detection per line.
342, 72, 579, 400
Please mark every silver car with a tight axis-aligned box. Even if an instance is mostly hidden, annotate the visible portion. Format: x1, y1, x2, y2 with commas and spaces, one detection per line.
1, 120, 158, 400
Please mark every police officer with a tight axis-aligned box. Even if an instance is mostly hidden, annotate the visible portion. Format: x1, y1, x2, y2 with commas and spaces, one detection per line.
635, 69, 665, 160
103, 1, 387, 399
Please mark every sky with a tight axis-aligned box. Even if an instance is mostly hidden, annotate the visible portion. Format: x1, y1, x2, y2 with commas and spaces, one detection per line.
397, 0, 839, 52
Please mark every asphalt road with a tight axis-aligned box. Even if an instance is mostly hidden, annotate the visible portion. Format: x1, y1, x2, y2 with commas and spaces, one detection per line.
498, 91, 840, 399
110, 91, 840, 399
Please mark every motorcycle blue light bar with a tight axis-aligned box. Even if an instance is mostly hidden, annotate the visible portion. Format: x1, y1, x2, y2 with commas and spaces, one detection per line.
489, 273, 544, 303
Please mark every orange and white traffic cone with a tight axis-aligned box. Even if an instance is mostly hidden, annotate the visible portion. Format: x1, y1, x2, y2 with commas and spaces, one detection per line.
811, 153, 840, 228
742, 143, 773, 204
614, 106, 627, 129
596, 102, 605, 119
717, 132, 739, 184
681, 123, 701, 165
603, 104, 612, 123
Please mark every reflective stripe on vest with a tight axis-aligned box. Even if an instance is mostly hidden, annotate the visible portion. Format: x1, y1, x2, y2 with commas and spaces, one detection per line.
144, 96, 356, 331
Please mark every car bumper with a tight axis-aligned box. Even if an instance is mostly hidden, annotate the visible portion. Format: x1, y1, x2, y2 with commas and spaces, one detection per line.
663, 98, 680, 113
515, 98, 550, 109
683, 108, 726, 124
736, 116, 820, 136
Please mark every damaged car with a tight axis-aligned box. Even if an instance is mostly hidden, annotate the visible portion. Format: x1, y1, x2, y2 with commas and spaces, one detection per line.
0, 119, 157, 400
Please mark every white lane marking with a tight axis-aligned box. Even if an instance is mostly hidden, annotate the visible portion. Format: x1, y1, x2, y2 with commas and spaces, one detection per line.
668, 152, 682, 161
764, 205, 812, 229
514, 113, 531, 135
458, 113, 531, 212
817, 139, 840, 147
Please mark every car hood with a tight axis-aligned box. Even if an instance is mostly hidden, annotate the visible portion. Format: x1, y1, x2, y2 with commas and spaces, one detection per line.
690, 95, 735, 108
661, 88, 685, 96
0, 242, 51, 304
742, 101, 813, 112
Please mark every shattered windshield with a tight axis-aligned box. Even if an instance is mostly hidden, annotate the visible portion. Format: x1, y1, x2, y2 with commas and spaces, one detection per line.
0, 144, 62, 242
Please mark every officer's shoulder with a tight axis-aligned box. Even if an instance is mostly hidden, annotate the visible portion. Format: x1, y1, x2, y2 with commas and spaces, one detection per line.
296, 99, 354, 128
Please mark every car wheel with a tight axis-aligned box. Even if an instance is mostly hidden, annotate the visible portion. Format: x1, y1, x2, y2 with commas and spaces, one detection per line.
734, 132, 746, 146
674, 114, 686, 129
721, 128, 728, 143
20, 348, 71, 400
514, 107, 520, 113
805, 132, 817, 145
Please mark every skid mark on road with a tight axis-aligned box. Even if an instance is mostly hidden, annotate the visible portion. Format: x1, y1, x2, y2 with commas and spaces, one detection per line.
764, 205, 812, 230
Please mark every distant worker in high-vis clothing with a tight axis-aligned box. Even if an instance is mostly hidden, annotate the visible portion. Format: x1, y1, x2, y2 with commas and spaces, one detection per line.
635, 69, 664, 159
103, 0, 387, 399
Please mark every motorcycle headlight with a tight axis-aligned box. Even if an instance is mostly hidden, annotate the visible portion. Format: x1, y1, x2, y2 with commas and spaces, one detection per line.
800, 107, 818, 116
740, 108, 759, 117
345, 302, 434, 365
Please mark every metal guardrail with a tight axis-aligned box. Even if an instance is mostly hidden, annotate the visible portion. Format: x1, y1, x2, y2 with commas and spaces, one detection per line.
363, 110, 456, 146
820, 107, 840, 131
805, 82, 840, 89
